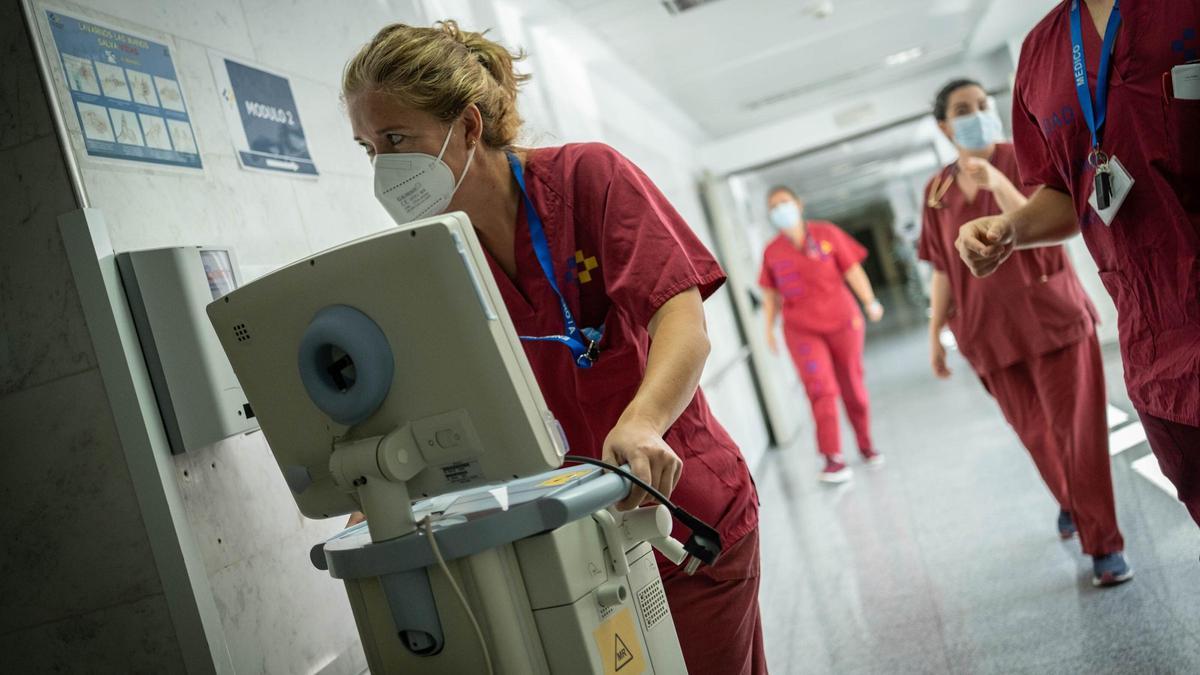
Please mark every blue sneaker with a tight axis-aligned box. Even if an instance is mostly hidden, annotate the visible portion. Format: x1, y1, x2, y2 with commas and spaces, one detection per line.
1092, 553, 1134, 587
1057, 510, 1077, 540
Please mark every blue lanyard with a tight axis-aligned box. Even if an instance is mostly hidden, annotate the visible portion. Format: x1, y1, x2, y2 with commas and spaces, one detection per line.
506, 151, 602, 368
1070, 0, 1122, 151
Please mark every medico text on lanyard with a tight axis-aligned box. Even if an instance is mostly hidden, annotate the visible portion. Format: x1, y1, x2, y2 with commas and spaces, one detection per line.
506, 151, 604, 369
1071, 0, 1122, 209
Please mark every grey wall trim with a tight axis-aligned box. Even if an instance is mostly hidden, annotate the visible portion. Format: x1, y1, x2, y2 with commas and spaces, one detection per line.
59, 209, 232, 675
700, 175, 800, 448
20, 0, 90, 208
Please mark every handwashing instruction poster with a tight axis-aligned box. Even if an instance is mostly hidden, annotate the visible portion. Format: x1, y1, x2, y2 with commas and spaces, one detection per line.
209, 52, 318, 176
44, 10, 202, 169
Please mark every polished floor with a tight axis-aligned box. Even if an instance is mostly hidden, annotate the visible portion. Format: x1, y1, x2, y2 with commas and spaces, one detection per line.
753, 302, 1200, 674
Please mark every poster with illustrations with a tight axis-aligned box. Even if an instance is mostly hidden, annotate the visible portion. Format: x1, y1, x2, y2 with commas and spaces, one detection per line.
208, 51, 318, 176
44, 9, 201, 169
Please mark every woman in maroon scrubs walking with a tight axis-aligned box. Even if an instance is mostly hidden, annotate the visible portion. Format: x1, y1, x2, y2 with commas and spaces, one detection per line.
922, 79, 1128, 586
957, 1, 1200, 540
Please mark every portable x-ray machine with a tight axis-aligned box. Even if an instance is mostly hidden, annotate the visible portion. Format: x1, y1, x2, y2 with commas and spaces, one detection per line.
207, 212, 722, 674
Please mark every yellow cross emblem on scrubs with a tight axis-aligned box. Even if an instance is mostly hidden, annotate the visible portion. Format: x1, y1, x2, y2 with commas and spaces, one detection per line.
574, 250, 599, 283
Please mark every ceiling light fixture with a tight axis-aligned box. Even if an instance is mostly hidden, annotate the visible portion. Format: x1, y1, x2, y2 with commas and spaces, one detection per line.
884, 47, 925, 67
803, 1, 835, 19
660, 0, 724, 15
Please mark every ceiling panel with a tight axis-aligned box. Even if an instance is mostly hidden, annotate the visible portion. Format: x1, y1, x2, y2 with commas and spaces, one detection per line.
554, 0, 995, 136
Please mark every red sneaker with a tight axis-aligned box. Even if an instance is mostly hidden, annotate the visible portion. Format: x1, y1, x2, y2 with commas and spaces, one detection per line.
861, 447, 885, 467
819, 457, 853, 484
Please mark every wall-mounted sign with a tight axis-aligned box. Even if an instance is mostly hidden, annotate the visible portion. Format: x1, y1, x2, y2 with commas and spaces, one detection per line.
209, 52, 318, 176
44, 9, 201, 169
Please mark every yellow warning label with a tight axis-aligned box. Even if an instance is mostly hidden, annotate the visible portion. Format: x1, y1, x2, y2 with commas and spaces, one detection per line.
539, 469, 593, 487
592, 607, 645, 675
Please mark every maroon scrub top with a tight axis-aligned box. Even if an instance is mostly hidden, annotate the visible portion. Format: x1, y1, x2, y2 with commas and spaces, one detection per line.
758, 221, 868, 334
919, 143, 1099, 375
1012, 0, 1200, 426
485, 143, 759, 562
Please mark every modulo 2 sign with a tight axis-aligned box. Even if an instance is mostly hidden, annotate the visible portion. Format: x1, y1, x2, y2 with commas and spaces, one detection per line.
210, 52, 318, 176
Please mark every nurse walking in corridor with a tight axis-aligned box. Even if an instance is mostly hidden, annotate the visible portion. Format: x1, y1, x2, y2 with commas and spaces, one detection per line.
921, 79, 1130, 586
759, 187, 884, 483
957, 0, 1200, 532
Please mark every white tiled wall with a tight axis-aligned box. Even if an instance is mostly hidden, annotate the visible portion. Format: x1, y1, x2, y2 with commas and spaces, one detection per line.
0, 133, 97, 395
0, 594, 186, 674
24, 1, 426, 672
0, 3, 186, 668
0, 367, 187, 669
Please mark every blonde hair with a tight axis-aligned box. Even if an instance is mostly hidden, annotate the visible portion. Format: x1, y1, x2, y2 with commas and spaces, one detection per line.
343, 21, 529, 148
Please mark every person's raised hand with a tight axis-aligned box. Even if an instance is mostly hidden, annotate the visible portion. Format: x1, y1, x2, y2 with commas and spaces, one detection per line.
956, 215, 1015, 277
960, 156, 999, 191
601, 417, 683, 511
766, 330, 779, 355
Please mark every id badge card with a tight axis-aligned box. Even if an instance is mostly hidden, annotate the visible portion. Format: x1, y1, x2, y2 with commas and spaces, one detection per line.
1087, 155, 1134, 226
1172, 61, 1200, 100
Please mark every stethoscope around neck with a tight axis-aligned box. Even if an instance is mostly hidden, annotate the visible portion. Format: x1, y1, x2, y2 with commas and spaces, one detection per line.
926, 164, 960, 210
505, 151, 605, 369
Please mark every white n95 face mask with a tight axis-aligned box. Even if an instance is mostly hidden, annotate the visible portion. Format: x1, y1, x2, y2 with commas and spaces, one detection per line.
769, 201, 801, 232
951, 109, 1004, 151
373, 125, 476, 225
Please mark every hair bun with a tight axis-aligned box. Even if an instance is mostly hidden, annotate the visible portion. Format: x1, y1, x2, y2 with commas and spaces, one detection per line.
437, 19, 470, 45
344, 21, 530, 148
436, 21, 528, 89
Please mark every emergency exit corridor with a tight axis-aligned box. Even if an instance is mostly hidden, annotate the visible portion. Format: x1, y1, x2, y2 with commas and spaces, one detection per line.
754, 312, 1200, 674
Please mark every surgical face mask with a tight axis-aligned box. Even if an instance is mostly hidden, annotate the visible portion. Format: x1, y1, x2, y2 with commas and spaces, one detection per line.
951, 109, 1004, 151
373, 125, 476, 225
768, 201, 801, 232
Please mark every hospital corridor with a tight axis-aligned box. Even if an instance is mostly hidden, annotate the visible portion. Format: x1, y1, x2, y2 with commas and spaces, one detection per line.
755, 303, 1200, 673
1, 0, 1198, 673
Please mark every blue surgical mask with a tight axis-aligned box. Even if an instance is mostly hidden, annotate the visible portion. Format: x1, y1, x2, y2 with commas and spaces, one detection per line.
769, 201, 801, 231
951, 110, 1004, 151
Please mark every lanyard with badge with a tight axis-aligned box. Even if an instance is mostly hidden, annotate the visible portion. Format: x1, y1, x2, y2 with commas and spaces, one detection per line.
1070, 0, 1133, 225
506, 151, 604, 368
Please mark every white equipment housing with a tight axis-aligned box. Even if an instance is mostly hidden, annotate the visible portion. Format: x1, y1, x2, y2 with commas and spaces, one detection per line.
207, 213, 690, 674
117, 246, 258, 453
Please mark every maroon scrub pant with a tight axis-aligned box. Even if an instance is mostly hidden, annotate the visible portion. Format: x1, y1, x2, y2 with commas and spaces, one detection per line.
980, 333, 1124, 556
662, 528, 767, 675
784, 322, 874, 459
1140, 413, 1200, 527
